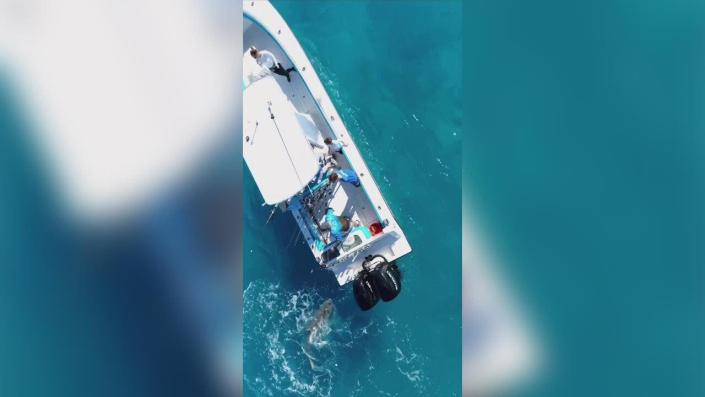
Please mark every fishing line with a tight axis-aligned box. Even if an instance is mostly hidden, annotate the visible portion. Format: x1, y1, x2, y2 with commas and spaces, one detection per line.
268, 103, 313, 197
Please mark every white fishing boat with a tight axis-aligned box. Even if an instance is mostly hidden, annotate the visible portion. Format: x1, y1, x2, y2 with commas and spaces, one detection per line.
243, 1, 411, 310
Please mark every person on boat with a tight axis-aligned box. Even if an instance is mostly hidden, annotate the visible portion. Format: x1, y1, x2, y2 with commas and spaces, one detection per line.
249, 46, 297, 82
323, 137, 347, 154
313, 155, 337, 183
329, 168, 361, 188
319, 208, 351, 242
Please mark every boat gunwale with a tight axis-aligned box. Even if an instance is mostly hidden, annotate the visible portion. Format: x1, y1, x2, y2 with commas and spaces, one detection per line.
244, 2, 411, 283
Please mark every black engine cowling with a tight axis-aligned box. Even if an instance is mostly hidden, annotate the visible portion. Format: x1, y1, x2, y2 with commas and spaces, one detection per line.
353, 255, 402, 310
366, 255, 402, 302
353, 271, 379, 311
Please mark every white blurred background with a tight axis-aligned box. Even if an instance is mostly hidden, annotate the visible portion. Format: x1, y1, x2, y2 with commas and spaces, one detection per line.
0, 1, 243, 395
463, 197, 540, 396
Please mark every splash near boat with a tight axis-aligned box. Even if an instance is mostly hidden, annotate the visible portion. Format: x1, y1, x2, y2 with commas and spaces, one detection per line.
243, 0, 411, 310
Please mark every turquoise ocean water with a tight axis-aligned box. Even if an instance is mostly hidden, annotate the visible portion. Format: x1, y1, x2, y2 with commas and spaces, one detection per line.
0, 78, 219, 395
244, 1, 462, 396
466, 1, 705, 396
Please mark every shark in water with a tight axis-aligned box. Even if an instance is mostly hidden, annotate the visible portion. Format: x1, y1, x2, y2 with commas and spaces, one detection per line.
307, 299, 335, 347
302, 299, 336, 371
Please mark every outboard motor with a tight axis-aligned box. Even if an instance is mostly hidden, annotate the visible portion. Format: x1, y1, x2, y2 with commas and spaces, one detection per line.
353, 270, 379, 311
365, 255, 402, 302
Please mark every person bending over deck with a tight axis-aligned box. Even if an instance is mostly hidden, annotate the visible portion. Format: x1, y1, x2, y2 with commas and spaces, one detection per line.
323, 137, 347, 154
249, 46, 297, 82
319, 208, 351, 242
329, 169, 361, 188
313, 156, 338, 183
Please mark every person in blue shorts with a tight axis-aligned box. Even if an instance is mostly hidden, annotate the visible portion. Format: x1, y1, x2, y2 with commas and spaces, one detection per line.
319, 208, 351, 242
329, 168, 361, 187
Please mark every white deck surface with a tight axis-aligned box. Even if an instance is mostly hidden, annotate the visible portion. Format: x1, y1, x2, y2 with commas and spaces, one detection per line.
243, 76, 319, 205
244, 1, 411, 285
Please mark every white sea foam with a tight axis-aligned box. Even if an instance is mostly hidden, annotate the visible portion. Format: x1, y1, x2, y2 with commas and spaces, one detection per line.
244, 281, 430, 396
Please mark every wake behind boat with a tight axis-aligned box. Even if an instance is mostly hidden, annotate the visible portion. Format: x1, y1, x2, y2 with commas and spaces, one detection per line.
243, 1, 411, 310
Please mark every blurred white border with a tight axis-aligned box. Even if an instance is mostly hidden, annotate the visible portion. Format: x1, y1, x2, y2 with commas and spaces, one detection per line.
463, 197, 541, 396
0, 0, 240, 223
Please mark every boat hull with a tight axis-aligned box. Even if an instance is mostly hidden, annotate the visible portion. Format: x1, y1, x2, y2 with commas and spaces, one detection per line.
243, 1, 411, 285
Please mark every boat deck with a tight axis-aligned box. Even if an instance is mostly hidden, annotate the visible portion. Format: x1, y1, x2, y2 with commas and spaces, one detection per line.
244, 25, 378, 234
244, 1, 411, 285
